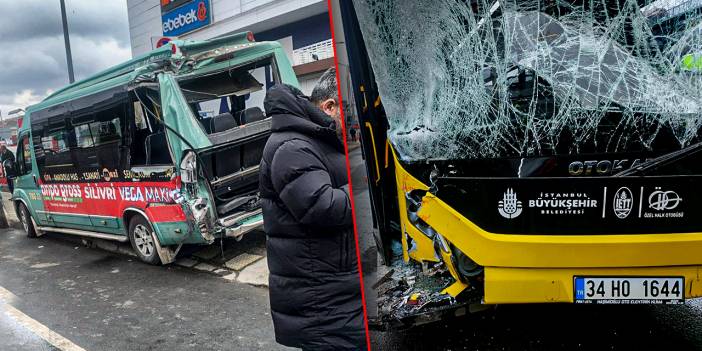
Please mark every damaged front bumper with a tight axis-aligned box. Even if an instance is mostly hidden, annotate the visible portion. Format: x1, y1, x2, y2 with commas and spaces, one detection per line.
175, 187, 264, 244
218, 209, 263, 240
371, 147, 702, 328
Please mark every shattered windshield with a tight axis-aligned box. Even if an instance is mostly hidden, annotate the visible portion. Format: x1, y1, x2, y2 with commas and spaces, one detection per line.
352, 0, 702, 161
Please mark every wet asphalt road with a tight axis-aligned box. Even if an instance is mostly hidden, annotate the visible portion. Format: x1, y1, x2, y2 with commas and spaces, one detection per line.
348, 146, 702, 351
371, 301, 702, 350
0, 227, 290, 351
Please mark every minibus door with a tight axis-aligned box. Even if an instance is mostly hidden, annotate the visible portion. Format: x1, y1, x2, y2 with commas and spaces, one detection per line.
13, 132, 49, 225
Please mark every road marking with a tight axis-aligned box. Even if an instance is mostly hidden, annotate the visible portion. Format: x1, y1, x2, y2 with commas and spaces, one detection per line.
0, 286, 17, 303
0, 286, 87, 351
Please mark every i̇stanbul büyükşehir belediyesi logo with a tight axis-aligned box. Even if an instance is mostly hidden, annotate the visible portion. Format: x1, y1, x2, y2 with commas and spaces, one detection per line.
498, 188, 523, 219
498, 188, 599, 219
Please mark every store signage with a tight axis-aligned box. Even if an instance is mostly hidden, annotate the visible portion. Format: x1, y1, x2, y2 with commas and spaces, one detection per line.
155, 37, 172, 48
160, 0, 192, 13
161, 0, 211, 37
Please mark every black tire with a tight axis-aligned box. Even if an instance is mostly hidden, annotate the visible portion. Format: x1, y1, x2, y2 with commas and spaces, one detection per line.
127, 215, 161, 265
17, 203, 37, 238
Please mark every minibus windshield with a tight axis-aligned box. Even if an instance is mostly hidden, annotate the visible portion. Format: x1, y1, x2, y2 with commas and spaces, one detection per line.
352, 0, 702, 161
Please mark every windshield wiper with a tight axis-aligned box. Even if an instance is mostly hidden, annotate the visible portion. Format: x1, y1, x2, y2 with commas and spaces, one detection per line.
615, 141, 702, 176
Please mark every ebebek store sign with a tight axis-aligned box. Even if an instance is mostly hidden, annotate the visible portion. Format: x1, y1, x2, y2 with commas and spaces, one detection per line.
161, 0, 211, 37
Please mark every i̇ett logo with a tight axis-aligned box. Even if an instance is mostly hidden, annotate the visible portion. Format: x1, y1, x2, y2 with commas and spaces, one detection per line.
498, 188, 522, 219
612, 187, 633, 219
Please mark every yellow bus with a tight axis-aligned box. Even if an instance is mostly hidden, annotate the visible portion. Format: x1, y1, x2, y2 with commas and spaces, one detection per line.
339, 0, 702, 327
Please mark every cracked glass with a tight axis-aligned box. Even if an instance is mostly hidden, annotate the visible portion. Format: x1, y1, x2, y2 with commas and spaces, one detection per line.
352, 0, 702, 162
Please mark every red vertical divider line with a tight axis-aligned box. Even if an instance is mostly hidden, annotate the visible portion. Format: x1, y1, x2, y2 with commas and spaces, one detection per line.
325, 1, 372, 349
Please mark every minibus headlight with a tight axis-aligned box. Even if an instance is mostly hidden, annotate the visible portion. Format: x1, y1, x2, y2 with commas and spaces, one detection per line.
180, 151, 197, 183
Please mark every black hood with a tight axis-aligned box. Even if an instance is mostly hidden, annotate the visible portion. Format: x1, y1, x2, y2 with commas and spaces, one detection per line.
264, 84, 343, 151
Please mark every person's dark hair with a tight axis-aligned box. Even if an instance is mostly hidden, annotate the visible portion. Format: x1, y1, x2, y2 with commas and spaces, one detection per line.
310, 68, 338, 105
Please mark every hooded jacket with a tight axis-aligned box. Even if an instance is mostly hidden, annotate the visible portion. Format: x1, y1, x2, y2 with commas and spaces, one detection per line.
259, 84, 365, 350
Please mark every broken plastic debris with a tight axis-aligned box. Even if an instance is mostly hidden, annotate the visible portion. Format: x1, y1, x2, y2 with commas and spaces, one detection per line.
374, 256, 482, 327
390, 240, 403, 257
405, 275, 416, 287
407, 293, 421, 305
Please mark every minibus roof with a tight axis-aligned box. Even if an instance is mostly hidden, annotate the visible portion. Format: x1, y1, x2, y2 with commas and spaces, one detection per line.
27, 31, 278, 115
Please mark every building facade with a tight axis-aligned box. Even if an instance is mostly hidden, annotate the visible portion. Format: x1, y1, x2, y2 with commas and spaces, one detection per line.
126, 0, 335, 95
0, 115, 20, 146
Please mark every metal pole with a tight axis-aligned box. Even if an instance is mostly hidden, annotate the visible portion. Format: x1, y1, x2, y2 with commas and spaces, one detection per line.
60, 0, 75, 83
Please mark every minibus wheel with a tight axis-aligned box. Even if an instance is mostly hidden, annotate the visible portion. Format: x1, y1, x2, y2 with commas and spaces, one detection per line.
17, 203, 37, 238
128, 216, 160, 265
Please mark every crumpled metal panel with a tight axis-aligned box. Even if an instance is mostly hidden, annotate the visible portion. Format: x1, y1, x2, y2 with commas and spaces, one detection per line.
158, 73, 213, 164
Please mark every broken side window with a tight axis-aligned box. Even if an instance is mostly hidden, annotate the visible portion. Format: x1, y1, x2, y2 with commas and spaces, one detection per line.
129, 87, 173, 166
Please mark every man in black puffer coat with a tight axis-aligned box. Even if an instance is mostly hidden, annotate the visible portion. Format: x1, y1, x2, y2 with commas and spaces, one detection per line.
259, 68, 366, 350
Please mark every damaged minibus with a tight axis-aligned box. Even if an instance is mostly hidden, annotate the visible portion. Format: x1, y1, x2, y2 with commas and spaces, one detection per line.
11, 32, 297, 264
339, 0, 702, 328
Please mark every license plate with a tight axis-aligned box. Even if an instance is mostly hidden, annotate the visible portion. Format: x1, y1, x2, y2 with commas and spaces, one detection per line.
574, 277, 684, 304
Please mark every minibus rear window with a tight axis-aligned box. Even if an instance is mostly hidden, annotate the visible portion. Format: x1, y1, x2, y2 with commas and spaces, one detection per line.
179, 56, 279, 135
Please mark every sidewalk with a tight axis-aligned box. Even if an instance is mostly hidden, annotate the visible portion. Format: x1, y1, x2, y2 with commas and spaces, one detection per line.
1, 191, 20, 228
347, 140, 361, 151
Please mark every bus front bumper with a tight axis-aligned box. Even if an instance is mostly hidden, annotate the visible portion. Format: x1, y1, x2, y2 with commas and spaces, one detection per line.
393, 156, 702, 304
409, 191, 702, 303
485, 266, 702, 304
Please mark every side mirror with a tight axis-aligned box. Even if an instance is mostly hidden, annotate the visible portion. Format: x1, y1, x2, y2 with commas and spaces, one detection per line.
2, 159, 16, 178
